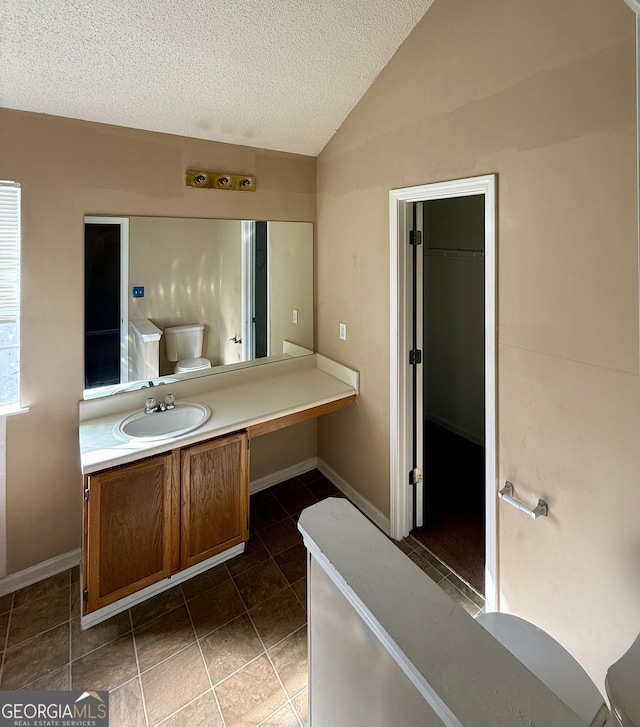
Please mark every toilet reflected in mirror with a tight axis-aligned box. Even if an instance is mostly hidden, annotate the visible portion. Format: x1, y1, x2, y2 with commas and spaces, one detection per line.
84, 216, 313, 397
164, 324, 212, 374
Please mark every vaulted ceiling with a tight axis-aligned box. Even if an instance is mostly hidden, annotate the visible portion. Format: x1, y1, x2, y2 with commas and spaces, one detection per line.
0, 0, 434, 155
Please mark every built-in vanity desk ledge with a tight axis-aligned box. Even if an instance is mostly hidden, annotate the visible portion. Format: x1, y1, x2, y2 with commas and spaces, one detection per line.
79, 353, 358, 628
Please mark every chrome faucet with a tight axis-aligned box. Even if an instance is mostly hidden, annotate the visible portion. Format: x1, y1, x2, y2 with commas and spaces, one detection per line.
144, 393, 176, 414
144, 397, 157, 414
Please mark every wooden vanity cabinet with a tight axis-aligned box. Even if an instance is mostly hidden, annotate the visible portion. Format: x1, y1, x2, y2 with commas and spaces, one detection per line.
83, 451, 180, 614
83, 430, 249, 616
181, 431, 249, 569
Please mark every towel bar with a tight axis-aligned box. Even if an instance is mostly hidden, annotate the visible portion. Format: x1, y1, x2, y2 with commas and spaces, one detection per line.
499, 481, 548, 519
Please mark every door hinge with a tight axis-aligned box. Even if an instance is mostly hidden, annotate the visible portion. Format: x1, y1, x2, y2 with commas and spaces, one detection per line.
409, 230, 422, 246
409, 468, 423, 486
83, 587, 88, 602
409, 349, 422, 365
84, 486, 90, 500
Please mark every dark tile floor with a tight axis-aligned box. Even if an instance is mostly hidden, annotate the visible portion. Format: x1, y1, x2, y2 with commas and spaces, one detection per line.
0, 469, 484, 726
396, 535, 486, 617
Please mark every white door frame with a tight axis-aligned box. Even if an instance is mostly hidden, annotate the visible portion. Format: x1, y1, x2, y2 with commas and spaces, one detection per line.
389, 174, 497, 612
241, 220, 256, 362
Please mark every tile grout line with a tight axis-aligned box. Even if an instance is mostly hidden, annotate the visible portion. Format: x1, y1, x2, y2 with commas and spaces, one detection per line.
248, 485, 319, 725
155, 689, 219, 727
4, 572, 75, 690
7, 480, 319, 719
262, 622, 306, 727
0, 592, 14, 687
230, 558, 290, 613
128, 607, 151, 727
234, 518, 309, 726
67, 572, 73, 690
69, 620, 132, 664
244, 605, 292, 726
407, 543, 485, 613
209, 650, 265, 690
267, 548, 301, 599
67, 621, 72, 691
253, 513, 308, 594
183, 585, 227, 727
290, 576, 306, 611
409, 537, 485, 601
443, 572, 485, 607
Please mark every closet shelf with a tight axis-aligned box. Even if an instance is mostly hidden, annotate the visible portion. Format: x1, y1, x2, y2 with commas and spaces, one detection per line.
426, 247, 484, 259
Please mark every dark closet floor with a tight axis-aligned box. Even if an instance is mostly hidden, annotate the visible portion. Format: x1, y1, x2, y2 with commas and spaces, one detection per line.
411, 421, 485, 595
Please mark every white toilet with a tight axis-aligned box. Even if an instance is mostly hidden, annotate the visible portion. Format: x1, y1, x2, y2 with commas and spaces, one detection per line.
476, 612, 640, 726
164, 324, 212, 374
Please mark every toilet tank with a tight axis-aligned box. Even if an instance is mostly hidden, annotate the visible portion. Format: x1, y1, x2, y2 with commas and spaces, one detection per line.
164, 324, 204, 362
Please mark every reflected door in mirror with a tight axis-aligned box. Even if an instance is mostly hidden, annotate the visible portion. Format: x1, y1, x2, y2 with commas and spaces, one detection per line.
85, 222, 123, 389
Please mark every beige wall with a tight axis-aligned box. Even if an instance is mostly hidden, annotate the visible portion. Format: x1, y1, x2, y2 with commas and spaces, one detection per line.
268, 221, 314, 355
0, 108, 316, 574
316, 0, 639, 687
129, 217, 315, 371
129, 217, 243, 370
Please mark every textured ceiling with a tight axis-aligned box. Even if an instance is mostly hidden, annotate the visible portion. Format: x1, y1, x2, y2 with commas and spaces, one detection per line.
0, 0, 434, 156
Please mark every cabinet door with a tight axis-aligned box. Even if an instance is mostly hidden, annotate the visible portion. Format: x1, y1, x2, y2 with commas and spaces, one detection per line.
84, 452, 179, 614
181, 431, 249, 569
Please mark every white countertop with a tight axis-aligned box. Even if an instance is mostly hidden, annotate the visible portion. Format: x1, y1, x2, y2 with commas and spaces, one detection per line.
79, 355, 358, 474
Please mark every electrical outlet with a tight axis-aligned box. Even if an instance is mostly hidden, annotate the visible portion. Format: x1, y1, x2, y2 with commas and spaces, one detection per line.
293, 309, 298, 324
339, 322, 347, 340
132, 286, 144, 298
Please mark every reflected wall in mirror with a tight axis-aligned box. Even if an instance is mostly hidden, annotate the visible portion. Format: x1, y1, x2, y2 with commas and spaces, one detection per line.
84, 216, 313, 398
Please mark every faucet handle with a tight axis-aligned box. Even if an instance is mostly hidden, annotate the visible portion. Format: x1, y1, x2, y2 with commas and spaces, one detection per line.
164, 393, 175, 409
145, 397, 157, 414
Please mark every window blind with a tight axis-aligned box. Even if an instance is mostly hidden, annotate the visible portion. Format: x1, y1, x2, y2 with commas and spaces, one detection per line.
0, 182, 20, 325
0, 181, 20, 407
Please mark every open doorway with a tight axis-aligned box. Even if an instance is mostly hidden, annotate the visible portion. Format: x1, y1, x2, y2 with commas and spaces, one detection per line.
389, 175, 497, 610
411, 195, 486, 594
84, 217, 129, 390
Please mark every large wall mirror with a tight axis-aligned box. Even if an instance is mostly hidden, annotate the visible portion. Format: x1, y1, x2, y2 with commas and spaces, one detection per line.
84, 216, 313, 399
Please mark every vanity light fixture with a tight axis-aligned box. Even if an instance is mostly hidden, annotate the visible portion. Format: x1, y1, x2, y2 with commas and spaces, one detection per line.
186, 169, 256, 192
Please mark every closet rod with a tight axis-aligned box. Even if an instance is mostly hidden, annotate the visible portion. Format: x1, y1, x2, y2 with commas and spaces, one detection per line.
426, 247, 484, 259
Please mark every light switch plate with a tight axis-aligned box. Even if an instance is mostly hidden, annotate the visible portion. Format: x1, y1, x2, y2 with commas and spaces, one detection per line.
293, 309, 298, 324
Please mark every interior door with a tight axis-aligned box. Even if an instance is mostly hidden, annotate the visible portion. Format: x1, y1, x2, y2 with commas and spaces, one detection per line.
410, 202, 425, 528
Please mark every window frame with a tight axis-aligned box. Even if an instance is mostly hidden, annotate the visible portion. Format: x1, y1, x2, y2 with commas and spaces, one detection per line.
0, 180, 25, 415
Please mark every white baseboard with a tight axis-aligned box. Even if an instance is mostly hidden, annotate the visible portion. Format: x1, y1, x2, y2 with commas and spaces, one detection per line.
0, 457, 352, 599
0, 548, 81, 597
250, 457, 318, 495
317, 458, 390, 535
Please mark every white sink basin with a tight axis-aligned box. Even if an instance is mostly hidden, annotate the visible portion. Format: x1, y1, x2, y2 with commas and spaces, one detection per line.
115, 402, 211, 441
